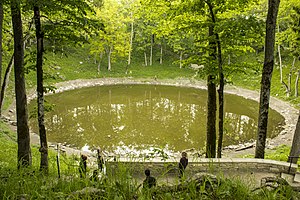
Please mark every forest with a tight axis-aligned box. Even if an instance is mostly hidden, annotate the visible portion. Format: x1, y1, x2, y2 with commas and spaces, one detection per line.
0, 0, 300, 199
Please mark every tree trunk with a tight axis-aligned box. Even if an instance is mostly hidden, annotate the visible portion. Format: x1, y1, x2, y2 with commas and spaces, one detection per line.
179, 51, 183, 69
34, 6, 48, 173
160, 42, 163, 64
0, 22, 33, 116
206, 74, 216, 158
206, 1, 224, 159
295, 70, 300, 97
206, 24, 217, 158
0, 55, 14, 114
216, 45, 224, 158
291, 57, 296, 71
292, 57, 298, 97
288, 72, 291, 97
128, 13, 133, 66
108, 47, 112, 71
97, 52, 102, 74
278, 25, 283, 83
278, 45, 282, 83
277, 33, 290, 96
282, 80, 290, 97
144, 51, 148, 66
288, 113, 300, 164
149, 34, 153, 66
52, 40, 55, 56
0, 1, 3, 106
11, 0, 32, 168
255, 0, 280, 159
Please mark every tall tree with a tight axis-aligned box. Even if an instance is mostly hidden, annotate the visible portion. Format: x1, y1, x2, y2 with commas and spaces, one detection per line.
0, 14, 34, 117
293, 6, 300, 96
288, 113, 300, 164
90, 0, 130, 71
0, 1, 3, 113
255, 0, 280, 159
11, 0, 31, 167
121, 0, 139, 66
205, 0, 224, 158
206, 25, 217, 158
140, 0, 262, 158
287, 4, 300, 164
33, 4, 48, 173
0, 55, 14, 115
275, 0, 300, 97
28, 0, 96, 170
137, 0, 165, 66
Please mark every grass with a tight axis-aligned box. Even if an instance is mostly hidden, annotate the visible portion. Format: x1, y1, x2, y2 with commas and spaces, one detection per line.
0, 147, 298, 199
265, 145, 293, 162
231, 51, 300, 107
0, 130, 298, 199
242, 144, 300, 171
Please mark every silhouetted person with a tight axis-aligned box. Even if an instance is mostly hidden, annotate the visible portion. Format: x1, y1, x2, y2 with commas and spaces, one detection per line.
79, 154, 87, 178
179, 152, 188, 179
97, 149, 105, 172
143, 169, 156, 188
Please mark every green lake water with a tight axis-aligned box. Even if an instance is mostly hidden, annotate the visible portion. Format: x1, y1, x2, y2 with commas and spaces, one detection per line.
29, 84, 285, 155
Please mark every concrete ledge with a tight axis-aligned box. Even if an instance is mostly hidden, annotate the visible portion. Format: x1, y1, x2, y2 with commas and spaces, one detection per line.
294, 172, 300, 182
107, 158, 298, 175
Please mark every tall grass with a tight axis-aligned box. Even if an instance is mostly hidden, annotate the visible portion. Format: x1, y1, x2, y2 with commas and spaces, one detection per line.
0, 130, 298, 200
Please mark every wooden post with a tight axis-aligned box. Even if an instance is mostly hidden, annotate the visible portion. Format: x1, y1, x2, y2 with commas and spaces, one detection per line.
56, 144, 60, 178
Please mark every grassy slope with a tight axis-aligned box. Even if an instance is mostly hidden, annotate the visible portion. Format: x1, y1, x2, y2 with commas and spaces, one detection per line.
0, 46, 299, 198
232, 52, 300, 107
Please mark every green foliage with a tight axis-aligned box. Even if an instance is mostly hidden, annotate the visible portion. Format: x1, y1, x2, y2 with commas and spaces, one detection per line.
25, 0, 98, 47
232, 50, 300, 106
243, 144, 300, 167
252, 184, 299, 200
265, 145, 292, 162
89, 0, 136, 70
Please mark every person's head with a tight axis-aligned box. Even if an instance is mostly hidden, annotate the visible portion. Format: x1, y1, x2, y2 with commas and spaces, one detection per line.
81, 154, 87, 161
145, 169, 151, 176
181, 152, 187, 158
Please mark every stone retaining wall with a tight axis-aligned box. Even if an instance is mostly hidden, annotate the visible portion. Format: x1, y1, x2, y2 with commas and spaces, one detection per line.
106, 158, 298, 176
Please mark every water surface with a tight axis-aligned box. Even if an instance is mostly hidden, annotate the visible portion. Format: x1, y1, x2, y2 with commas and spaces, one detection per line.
29, 84, 285, 154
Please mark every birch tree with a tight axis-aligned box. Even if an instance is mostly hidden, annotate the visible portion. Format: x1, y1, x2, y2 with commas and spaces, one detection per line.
255, 0, 280, 159
33, 3, 48, 173
11, 0, 32, 168
90, 0, 130, 71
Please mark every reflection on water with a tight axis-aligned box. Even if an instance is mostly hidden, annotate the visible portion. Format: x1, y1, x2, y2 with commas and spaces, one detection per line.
29, 84, 285, 154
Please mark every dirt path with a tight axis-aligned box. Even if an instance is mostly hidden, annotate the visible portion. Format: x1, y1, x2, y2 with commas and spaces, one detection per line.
4, 78, 299, 158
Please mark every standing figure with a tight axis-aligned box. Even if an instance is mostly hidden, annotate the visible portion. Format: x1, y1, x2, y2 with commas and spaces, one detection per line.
97, 149, 105, 172
178, 152, 188, 179
79, 154, 88, 178
143, 169, 157, 188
